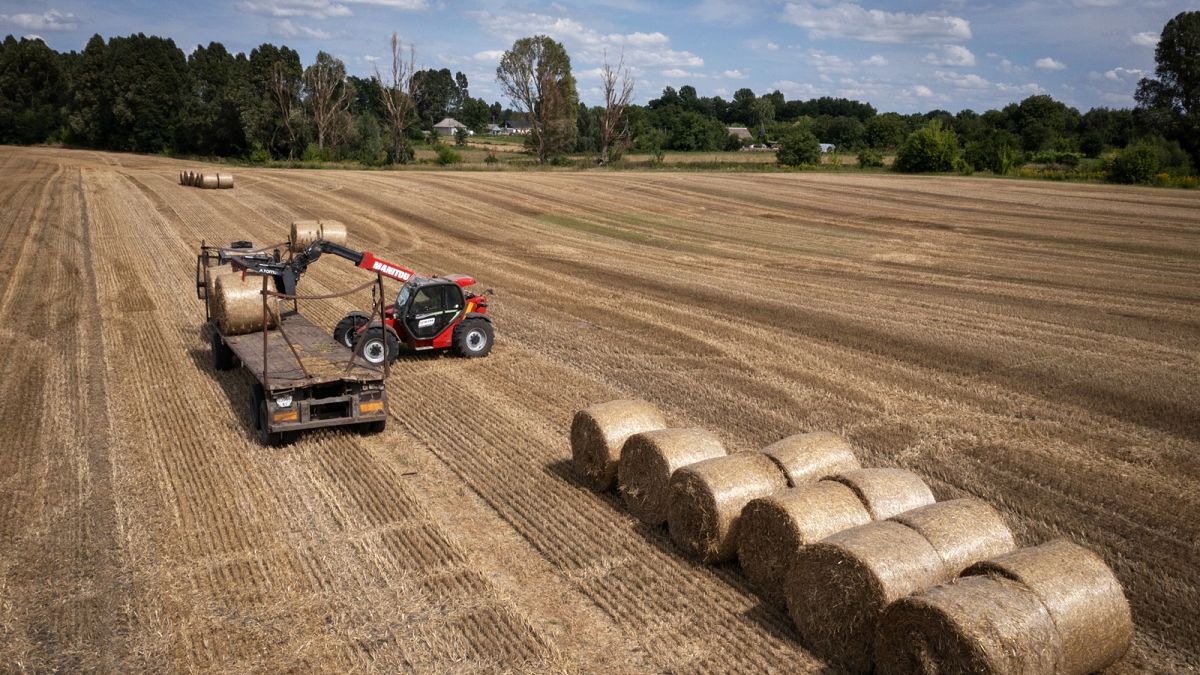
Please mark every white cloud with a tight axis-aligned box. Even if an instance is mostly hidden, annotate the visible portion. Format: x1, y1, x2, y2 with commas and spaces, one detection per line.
998, 58, 1027, 75
1100, 67, 1147, 82
781, 2, 971, 43
662, 68, 692, 78
1072, 0, 1121, 5
273, 19, 332, 39
996, 82, 1044, 96
722, 69, 748, 79
861, 54, 888, 67
1131, 31, 1158, 47
238, 0, 351, 19
923, 45, 975, 67
342, 0, 426, 7
807, 50, 855, 74
766, 42, 779, 51
912, 85, 935, 97
23, 34, 44, 42
362, 54, 379, 62
771, 79, 821, 97
0, 9, 78, 31
472, 49, 505, 62
473, 12, 703, 69
1035, 57, 1066, 71
935, 70, 989, 89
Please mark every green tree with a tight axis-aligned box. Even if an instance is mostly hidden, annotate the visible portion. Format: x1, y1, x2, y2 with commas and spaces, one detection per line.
66, 34, 112, 147
894, 121, 960, 173
0, 36, 66, 144
864, 113, 909, 150
303, 51, 351, 151
460, 97, 491, 130
244, 44, 304, 158
752, 96, 775, 138
413, 68, 456, 130
496, 35, 578, 164
104, 34, 189, 153
180, 42, 247, 156
776, 126, 821, 167
1136, 11, 1200, 170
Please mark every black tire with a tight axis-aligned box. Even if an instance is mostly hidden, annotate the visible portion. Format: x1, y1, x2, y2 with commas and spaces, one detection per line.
252, 384, 289, 446
212, 328, 235, 370
358, 326, 400, 365
333, 311, 371, 348
453, 319, 494, 358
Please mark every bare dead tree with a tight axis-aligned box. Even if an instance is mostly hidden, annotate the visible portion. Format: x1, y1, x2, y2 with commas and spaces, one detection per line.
599, 49, 634, 166
304, 51, 351, 152
374, 33, 418, 164
270, 60, 301, 159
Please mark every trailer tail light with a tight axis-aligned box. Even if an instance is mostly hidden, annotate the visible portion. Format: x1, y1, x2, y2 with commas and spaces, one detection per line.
273, 410, 299, 424
360, 400, 385, 415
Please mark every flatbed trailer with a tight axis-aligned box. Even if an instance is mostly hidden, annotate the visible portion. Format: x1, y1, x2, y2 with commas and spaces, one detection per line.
199, 243, 389, 444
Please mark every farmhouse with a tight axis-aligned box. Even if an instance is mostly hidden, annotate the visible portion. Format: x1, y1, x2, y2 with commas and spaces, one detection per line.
727, 126, 753, 142
505, 119, 532, 135
433, 117, 469, 136
819, 143, 837, 153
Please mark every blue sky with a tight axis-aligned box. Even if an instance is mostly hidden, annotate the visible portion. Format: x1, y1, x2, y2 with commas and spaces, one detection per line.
0, 0, 1189, 113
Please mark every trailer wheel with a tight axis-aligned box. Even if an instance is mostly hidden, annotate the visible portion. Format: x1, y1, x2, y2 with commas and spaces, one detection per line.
453, 319, 493, 358
359, 327, 400, 365
212, 328, 235, 371
334, 312, 371, 348
252, 384, 289, 446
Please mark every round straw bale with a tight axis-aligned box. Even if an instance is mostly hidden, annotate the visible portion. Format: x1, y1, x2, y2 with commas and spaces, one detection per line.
964, 540, 1132, 675
319, 219, 348, 246
786, 520, 947, 674
618, 428, 726, 525
890, 498, 1016, 576
737, 481, 871, 603
290, 220, 323, 252
204, 263, 233, 317
199, 173, 219, 189
571, 399, 667, 491
179, 170, 185, 185
217, 173, 234, 189
667, 452, 789, 563
762, 432, 861, 487
214, 273, 280, 336
875, 574, 1061, 675
828, 468, 935, 520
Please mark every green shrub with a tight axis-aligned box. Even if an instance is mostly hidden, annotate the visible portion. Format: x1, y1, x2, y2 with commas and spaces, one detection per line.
776, 127, 821, 167
894, 121, 960, 173
857, 149, 884, 168
484, 151, 499, 166
249, 141, 271, 164
1107, 144, 1159, 184
435, 146, 462, 165
454, 128, 468, 147
550, 154, 574, 167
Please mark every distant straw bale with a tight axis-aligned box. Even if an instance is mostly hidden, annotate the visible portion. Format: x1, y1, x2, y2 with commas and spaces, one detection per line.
737, 480, 871, 603
618, 428, 725, 525
571, 400, 667, 491
762, 432, 860, 487
667, 452, 789, 563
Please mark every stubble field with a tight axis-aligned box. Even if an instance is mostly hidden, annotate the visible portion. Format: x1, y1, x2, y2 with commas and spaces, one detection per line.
0, 145, 1197, 672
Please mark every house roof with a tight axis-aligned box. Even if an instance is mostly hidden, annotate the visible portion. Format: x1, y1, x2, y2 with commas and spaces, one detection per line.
727, 126, 752, 140
505, 119, 532, 129
433, 117, 467, 128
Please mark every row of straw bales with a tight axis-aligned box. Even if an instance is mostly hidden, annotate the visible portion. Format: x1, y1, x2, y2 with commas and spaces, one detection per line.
570, 399, 1133, 674
179, 170, 233, 189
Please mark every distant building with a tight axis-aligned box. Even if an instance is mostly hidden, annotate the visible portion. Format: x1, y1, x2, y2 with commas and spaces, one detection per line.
727, 126, 753, 142
433, 117, 469, 136
819, 143, 837, 153
485, 123, 507, 136
504, 119, 532, 135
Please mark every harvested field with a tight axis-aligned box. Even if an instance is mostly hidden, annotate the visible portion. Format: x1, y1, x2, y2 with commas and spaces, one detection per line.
0, 144, 1198, 672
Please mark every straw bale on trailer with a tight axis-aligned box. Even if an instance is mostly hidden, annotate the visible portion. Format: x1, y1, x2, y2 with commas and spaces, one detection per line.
875, 574, 1061, 674
829, 468, 935, 520
963, 539, 1133, 675
667, 452, 789, 563
737, 480, 871, 602
204, 263, 233, 317
571, 400, 667, 491
618, 428, 726, 525
319, 219, 348, 246
787, 521, 946, 673
290, 220, 323, 252
214, 272, 280, 336
762, 432, 860, 487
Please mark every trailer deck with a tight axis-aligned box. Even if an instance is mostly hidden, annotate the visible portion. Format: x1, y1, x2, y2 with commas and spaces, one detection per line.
225, 310, 383, 391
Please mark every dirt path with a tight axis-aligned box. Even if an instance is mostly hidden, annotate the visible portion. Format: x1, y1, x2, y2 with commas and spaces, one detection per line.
1, 146, 1198, 672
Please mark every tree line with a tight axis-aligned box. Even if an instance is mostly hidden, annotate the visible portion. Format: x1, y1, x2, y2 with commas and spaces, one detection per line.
0, 10, 1196, 178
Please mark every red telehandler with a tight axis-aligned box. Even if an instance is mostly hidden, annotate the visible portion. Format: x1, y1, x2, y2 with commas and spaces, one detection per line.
237, 238, 495, 364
